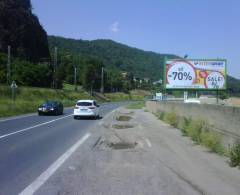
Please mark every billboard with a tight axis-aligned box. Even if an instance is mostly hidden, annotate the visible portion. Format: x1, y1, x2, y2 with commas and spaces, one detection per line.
164, 59, 227, 90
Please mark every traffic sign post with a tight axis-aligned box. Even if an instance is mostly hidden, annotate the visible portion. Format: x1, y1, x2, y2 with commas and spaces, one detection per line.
10, 81, 18, 101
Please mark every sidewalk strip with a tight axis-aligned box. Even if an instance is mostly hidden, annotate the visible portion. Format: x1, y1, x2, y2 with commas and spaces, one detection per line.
19, 133, 91, 195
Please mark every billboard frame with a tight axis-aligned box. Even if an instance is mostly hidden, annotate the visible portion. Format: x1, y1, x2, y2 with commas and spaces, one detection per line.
163, 58, 227, 91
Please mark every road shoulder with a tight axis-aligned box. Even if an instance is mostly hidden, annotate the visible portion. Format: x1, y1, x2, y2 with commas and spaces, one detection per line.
35, 106, 240, 195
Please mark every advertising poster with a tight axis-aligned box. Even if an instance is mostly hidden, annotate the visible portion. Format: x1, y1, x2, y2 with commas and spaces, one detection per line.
165, 59, 227, 90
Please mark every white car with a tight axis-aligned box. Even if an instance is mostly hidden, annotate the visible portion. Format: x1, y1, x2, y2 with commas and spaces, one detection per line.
184, 98, 201, 104
73, 100, 100, 119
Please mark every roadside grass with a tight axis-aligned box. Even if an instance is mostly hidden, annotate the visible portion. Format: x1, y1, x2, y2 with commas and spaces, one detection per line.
105, 93, 131, 102
0, 85, 91, 117
177, 117, 190, 136
229, 142, 240, 167
126, 101, 145, 109
0, 85, 149, 117
185, 120, 205, 144
155, 110, 225, 155
130, 90, 151, 101
200, 130, 224, 154
62, 83, 83, 91
130, 89, 151, 96
154, 110, 240, 167
163, 112, 178, 128
104, 90, 147, 102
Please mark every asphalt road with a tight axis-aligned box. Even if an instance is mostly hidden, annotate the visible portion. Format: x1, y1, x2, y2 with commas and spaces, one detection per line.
0, 102, 124, 195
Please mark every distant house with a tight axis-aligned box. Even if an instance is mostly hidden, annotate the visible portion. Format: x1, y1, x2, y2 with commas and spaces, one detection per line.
143, 78, 150, 83
121, 72, 128, 79
153, 79, 163, 85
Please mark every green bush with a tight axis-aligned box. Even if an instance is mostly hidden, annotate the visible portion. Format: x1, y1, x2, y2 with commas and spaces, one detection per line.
158, 112, 165, 120
177, 117, 190, 136
229, 143, 240, 167
185, 120, 205, 143
200, 130, 224, 154
163, 112, 178, 128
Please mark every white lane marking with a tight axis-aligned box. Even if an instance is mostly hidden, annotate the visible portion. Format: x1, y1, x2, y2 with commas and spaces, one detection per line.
0, 114, 73, 140
0, 113, 36, 123
145, 138, 152, 148
19, 133, 91, 195
0, 108, 74, 123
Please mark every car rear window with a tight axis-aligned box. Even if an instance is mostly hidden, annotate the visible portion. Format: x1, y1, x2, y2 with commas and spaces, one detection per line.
43, 102, 56, 107
77, 102, 92, 106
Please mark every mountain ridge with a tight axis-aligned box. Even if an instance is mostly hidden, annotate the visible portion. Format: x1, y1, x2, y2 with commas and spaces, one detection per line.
0, 0, 49, 62
48, 35, 179, 80
48, 35, 240, 94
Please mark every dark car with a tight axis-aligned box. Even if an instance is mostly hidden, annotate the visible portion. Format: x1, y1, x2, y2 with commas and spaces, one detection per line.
38, 101, 64, 116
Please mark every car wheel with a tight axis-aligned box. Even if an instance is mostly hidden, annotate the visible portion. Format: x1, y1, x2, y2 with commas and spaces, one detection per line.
74, 116, 78, 120
38, 112, 42, 116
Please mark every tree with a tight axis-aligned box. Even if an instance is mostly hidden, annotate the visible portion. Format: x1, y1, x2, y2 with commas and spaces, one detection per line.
105, 69, 123, 92
12, 59, 52, 87
0, 53, 7, 83
0, 0, 50, 62
82, 58, 103, 91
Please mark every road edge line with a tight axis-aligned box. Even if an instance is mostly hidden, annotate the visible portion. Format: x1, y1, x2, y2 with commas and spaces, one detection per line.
19, 132, 91, 195
0, 113, 36, 123
0, 114, 73, 140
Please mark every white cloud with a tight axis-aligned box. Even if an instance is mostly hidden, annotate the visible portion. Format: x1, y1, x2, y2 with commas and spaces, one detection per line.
110, 22, 120, 33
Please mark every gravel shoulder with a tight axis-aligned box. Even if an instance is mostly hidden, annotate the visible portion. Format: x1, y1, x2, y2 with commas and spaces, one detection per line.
36, 107, 240, 195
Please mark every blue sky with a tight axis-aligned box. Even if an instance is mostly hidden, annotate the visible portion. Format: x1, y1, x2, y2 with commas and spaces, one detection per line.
32, 0, 240, 79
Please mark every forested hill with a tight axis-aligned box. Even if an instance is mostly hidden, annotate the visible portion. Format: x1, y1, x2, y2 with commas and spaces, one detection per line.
0, 0, 49, 62
48, 35, 240, 94
48, 35, 179, 80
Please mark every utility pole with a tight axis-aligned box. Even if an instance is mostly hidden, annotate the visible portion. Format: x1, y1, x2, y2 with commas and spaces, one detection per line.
74, 66, 77, 91
7, 45, 11, 84
91, 81, 94, 96
53, 47, 58, 89
100, 67, 104, 94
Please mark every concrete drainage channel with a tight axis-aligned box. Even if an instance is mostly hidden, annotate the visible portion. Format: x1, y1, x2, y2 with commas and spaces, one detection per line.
107, 142, 138, 150
94, 110, 142, 150
112, 124, 134, 129
93, 136, 139, 150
